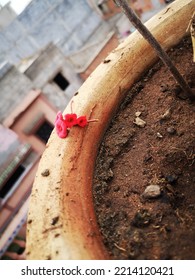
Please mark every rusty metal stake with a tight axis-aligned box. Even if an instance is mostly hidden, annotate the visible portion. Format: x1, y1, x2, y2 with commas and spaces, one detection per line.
115, 0, 195, 100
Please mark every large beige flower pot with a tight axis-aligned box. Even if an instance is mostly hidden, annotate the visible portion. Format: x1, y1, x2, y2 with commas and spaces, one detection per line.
26, 0, 195, 259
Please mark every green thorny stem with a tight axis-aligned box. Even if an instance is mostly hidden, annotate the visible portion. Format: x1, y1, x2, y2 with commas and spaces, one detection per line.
114, 0, 195, 100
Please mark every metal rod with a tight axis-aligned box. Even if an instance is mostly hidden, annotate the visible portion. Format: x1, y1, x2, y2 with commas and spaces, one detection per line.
115, 0, 195, 100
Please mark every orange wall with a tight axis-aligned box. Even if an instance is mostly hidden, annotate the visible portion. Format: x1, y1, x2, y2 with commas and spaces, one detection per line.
9, 94, 57, 155
101, 0, 121, 20
98, 0, 164, 19
0, 208, 11, 230
0, 91, 57, 234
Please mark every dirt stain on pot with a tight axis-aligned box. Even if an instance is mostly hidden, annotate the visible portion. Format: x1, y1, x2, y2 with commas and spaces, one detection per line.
103, 59, 111, 64
51, 216, 59, 226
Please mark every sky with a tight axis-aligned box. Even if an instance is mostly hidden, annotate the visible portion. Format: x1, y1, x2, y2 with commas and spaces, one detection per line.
0, 0, 32, 14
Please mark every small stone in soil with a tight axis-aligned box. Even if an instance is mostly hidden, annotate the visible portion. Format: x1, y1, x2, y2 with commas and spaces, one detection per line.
142, 184, 162, 199
160, 84, 169, 92
134, 117, 146, 128
157, 132, 163, 138
135, 111, 142, 117
167, 127, 176, 135
160, 109, 171, 120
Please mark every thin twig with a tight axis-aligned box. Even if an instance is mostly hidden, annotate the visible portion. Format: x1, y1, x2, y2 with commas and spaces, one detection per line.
70, 99, 74, 114
115, 0, 195, 100
189, 11, 195, 62
114, 242, 126, 251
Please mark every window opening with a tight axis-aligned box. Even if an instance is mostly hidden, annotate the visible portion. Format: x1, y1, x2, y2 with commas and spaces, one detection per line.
0, 151, 37, 202
53, 72, 69, 90
0, 166, 25, 199
35, 120, 53, 143
98, 1, 110, 14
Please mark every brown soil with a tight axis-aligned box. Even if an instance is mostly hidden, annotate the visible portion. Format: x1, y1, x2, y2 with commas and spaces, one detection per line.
93, 36, 195, 260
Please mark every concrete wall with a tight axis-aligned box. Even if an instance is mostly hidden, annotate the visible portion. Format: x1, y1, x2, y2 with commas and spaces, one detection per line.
0, 0, 167, 120
0, 64, 33, 123
23, 44, 83, 110
9, 92, 57, 154
0, 0, 102, 65
0, 44, 83, 122
0, 4, 17, 29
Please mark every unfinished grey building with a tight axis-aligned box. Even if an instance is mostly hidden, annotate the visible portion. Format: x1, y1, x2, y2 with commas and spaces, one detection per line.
0, 0, 124, 111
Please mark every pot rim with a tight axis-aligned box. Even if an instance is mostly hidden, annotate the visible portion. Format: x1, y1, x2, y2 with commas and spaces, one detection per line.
26, 0, 195, 260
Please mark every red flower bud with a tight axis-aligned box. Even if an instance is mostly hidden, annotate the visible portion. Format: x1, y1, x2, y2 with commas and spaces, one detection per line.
55, 111, 64, 124
54, 103, 98, 139
55, 119, 68, 138
76, 116, 87, 127
64, 113, 77, 128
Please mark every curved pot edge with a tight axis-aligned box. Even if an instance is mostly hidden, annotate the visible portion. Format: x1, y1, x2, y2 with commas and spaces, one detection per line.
26, 0, 195, 260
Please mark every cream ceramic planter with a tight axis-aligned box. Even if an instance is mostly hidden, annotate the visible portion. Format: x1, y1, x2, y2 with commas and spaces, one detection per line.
26, 0, 195, 260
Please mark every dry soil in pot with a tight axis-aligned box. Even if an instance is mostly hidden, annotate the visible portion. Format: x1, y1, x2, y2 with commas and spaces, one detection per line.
93, 36, 195, 260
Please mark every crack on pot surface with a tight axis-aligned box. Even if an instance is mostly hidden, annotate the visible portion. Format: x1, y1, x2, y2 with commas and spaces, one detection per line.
93, 36, 195, 260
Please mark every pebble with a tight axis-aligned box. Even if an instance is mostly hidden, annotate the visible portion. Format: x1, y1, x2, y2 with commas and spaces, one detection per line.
142, 184, 161, 199
157, 132, 163, 138
160, 84, 169, 92
134, 117, 146, 128
167, 127, 176, 135
135, 111, 142, 117
160, 109, 171, 120
107, 168, 114, 179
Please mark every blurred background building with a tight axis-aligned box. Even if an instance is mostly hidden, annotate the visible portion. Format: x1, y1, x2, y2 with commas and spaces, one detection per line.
0, 0, 168, 259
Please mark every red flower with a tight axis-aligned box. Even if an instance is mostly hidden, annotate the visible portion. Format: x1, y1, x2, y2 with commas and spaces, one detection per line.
76, 116, 87, 127
55, 111, 64, 124
55, 119, 68, 138
64, 113, 77, 128
54, 103, 98, 139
